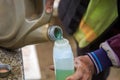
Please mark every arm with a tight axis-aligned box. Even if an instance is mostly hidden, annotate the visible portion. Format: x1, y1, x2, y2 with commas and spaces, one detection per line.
89, 34, 120, 74
66, 34, 120, 80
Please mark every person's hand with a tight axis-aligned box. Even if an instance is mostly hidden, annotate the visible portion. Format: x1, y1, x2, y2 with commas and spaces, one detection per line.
46, 0, 54, 13
49, 65, 54, 71
66, 55, 95, 80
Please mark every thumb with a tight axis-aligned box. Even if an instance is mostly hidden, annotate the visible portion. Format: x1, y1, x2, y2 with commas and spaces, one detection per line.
49, 65, 54, 71
66, 68, 83, 80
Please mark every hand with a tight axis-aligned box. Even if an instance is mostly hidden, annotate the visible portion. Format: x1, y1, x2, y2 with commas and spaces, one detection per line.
46, 0, 54, 13
66, 55, 95, 80
49, 65, 54, 71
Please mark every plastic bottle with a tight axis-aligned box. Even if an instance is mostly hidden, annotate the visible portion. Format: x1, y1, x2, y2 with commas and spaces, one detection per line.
53, 38, 74, 80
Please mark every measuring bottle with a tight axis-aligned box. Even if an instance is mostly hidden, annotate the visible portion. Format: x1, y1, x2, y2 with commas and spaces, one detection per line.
53, 38, 74, 80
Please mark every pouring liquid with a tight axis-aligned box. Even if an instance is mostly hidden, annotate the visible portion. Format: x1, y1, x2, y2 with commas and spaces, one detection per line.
53, 38, 74, 80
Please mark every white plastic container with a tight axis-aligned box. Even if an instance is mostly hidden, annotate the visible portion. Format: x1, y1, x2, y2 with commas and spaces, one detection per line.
53, 38, 74, 80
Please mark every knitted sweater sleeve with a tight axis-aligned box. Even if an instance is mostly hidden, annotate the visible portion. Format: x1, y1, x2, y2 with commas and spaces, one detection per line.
88, 34, 120, 74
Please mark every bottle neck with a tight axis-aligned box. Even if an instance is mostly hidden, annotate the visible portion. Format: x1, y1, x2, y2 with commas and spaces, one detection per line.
48, 25, 63, 41
54, 38, 69, 47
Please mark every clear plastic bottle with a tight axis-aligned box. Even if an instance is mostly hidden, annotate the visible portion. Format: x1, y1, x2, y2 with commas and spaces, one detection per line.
53, 38, 74, 80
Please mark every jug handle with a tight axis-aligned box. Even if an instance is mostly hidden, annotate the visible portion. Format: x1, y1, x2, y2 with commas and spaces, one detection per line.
24, 0, 54, 31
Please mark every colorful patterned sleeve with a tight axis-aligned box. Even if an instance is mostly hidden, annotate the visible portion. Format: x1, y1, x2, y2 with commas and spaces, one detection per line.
88, 34, 120, 74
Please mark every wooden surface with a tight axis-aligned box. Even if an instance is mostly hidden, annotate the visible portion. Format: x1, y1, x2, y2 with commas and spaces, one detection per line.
36, 41, 55, 80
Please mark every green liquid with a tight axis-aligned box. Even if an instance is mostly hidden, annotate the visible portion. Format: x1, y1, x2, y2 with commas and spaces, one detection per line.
54, 28, 63, 40
56, 69, 74, 80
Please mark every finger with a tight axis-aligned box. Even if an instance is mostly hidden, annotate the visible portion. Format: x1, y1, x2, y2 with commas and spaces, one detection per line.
82, 74, 89, 80
46, 0, 54, 13
66, 72, 82, 80
49, 65, 54, 71
82, 74, 92, 80
81, 67, 93, 80
66, 67, 83, 80
74, 58, 81, 67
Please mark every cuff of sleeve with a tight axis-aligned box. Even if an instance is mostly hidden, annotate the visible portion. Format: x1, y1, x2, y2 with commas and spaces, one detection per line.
88, 48, 112, 74
100, 41, 120, 67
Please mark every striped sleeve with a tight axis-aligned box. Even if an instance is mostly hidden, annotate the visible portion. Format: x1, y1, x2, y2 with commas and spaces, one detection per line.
88, 48, 112, 74
87, 34, 120, 74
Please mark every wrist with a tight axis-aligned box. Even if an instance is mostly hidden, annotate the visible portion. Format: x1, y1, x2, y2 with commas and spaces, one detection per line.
80, 55, 95, 75
84, 55, 95, 74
